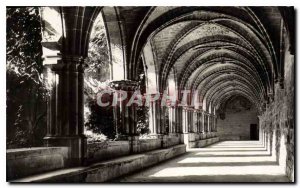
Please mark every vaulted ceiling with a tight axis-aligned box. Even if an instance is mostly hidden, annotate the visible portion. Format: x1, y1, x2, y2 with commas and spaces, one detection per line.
127, 6, 290, 113
48, 6, 292, 114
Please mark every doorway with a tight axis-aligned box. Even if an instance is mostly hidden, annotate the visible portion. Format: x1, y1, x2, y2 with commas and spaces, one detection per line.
250, 124, 259, 140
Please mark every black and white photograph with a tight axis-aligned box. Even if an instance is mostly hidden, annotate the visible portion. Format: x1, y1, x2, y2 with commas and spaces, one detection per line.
4, 1, 296, 184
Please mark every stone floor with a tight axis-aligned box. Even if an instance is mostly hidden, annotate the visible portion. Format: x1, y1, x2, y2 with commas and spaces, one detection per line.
114, 141, 289, 182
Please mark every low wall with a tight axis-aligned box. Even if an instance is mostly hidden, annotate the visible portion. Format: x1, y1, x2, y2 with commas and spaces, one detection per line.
139, 138, 161, 153
87, 141, 130, 163
87, 134, 182, 163
189, 137, 219, 148
182, 132, 219, 148
13, 144, 186, 183
165, 133, 181, 147
7, 147, 68, 180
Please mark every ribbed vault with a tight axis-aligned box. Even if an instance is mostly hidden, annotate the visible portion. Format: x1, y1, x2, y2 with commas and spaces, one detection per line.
136, 6, 284, 114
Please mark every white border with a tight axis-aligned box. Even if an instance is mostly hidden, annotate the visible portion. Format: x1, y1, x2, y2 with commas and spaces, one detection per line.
1, 1, 299, 188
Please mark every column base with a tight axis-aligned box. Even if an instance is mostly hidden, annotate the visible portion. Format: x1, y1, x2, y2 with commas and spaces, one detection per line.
43, 135, 87, 166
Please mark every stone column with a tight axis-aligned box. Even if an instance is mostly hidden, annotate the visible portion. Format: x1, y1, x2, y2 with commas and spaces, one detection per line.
208, 114, 212, 132
193, 109, 198, 133
168, 106, 176, 133
147, 93, 161, 136
197, 111, 200, 133
44, 56, 87, 166
203, 112, 209, 139
215, 115, 218, 132
182, 107, 189, 133
174, 106, 182, 144
182, 106, 190, 146
188, 108, 194, 133
175, 106, 182, 133
109, 80, 139, 139
109, 80, 140, 154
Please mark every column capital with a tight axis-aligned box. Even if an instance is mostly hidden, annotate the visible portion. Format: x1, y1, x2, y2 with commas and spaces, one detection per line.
109, 80, 139, 91
62, 55, 85, 63
194, 108, 203, 113
50, 56, 86, 73
182, 105, 194, 111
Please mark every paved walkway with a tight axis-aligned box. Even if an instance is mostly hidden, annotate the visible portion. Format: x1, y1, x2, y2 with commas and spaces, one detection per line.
114, 141, 289, 182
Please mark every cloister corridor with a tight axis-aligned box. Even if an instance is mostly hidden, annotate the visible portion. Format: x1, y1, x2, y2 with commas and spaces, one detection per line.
115, 141, 289, 182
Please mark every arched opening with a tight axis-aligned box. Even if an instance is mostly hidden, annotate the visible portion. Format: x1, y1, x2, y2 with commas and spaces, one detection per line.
84, 11, 114, 142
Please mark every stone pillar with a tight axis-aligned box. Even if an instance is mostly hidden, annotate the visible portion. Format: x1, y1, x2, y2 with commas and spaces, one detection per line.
161, 105, 167, 134
192, 110, 198, 133
109, 80, 139, 139
147, 93, 169, 148
175, 106, 182, 133
208, 114, 212, 133
168, 106, 176, 133
147, 93, 161, 135
44, 56, 87, 166
182, 107, 189, 133
182, 106, 189, 146
187, 107, 195, 133
214, 115, 217, 132
204, 112, 208, 132
109, 80, 140, 153
197, 110, 202, 133
42, 7, 103, 166
196, 110, 200, 133
203, 112, 206, 133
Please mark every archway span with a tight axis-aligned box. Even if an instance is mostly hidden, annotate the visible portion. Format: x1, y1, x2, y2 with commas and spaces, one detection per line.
178, 49, 267, 91
200, 78, 263, 105
131, 7, 278, 79
205, 85, 260, 111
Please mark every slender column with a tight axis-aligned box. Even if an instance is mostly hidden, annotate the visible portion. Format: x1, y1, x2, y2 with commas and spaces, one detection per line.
196, 110, 200, 133
176, 106, 183, 133
186, 107, 193, 133
168, 106, 176, 133
147, 93, 161, 135
161, 105, 167, 134
44, 56, 87, 166
182, 107, 189, 133
199, 111, 204, 133
193, 110, 198, 133
211, 115, 214, 132
214, 115, 217, 132
208, 114, 211, 133
204, 112, 208, 132
109, 80, 139, 139
199, 111, 202, 133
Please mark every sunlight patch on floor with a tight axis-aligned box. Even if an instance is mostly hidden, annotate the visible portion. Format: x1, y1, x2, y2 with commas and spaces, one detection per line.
149, 165, 285, 177
177, 155, 276, 163
116, 141, 288, 182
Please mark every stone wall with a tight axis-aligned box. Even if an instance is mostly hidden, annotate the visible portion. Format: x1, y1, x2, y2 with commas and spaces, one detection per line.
87, 134, 183, 164
87, 141, 131, 163
259, 29, 294, 182
186, 132, 219, 148
217, 97, 259, 141
7, 147, 68, 180
14, 144, 187, 182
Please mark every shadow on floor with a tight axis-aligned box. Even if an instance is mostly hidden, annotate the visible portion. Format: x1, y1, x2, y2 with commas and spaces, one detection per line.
113, 141, 289, 183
